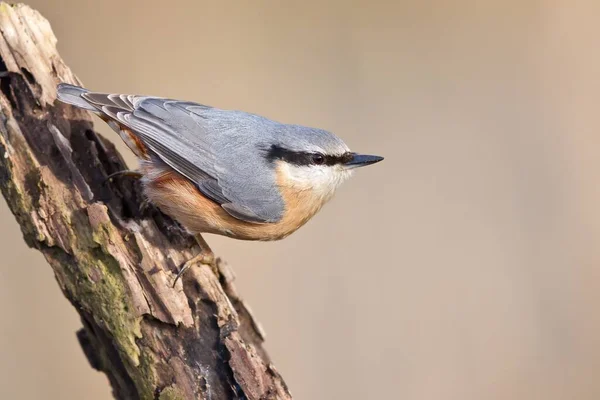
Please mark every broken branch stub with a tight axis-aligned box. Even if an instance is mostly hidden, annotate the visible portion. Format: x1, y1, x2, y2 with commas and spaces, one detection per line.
0, 3, 291, 399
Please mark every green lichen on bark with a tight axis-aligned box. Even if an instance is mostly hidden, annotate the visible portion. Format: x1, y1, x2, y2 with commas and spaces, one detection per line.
158, 386, 186, 400
0, 137, 40, 244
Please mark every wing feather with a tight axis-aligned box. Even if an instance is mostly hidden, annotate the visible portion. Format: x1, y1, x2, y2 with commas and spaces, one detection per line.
74, 88, 284, 223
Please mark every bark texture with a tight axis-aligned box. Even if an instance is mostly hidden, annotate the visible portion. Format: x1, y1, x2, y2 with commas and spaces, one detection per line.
0, 3, 291, 399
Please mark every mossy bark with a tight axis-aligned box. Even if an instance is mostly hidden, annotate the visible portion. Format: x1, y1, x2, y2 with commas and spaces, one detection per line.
0, 3, 291, 399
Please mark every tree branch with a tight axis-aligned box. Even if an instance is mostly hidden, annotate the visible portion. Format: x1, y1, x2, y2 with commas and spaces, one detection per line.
0, 3, 291, 399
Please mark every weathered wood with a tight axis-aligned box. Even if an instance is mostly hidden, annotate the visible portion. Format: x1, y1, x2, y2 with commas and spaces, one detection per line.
0, 3, 291, 399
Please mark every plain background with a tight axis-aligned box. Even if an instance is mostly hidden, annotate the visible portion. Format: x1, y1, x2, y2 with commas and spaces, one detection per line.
1, 1, 600, 399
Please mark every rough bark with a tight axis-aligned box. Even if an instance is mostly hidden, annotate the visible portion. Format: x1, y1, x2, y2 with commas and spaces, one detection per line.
0, 3, 291, 400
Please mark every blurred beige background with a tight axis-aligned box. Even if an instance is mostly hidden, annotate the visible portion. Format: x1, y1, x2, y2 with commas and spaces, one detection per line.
1, 0, 599, 399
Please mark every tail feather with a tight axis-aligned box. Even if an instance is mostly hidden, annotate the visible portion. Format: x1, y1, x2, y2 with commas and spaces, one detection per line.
56, 83, 96, 111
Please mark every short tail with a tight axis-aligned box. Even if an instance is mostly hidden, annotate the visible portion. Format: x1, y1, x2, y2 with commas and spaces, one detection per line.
56, 83, 96, 111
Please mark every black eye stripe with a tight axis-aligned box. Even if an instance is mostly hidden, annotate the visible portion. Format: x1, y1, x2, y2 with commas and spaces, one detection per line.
265, 145, 352, 166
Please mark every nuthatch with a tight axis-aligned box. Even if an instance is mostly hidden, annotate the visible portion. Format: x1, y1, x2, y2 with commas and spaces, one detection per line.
57, 83, 383, 285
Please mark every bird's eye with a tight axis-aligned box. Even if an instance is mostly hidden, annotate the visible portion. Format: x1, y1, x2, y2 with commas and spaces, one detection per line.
312, 154, 325, 165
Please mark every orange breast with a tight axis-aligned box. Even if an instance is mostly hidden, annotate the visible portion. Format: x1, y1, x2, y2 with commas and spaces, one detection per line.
141, 164, 329, 241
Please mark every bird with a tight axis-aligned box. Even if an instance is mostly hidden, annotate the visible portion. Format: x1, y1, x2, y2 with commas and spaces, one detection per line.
56, 83, 384, 285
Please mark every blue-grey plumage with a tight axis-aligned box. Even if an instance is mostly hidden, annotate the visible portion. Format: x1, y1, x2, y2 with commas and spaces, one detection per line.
56, 83, 383, 244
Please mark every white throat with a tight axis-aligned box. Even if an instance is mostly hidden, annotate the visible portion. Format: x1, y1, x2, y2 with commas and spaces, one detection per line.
278, 162, 353, 201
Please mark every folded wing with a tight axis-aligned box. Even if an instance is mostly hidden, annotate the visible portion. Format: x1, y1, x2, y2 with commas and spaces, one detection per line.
58, 84, 284, 223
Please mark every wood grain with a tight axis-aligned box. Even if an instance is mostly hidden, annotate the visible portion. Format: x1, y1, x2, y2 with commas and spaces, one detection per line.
0, 3, 291, 399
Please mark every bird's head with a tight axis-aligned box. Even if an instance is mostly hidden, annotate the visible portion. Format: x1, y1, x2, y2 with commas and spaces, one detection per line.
264, 126, 383, 199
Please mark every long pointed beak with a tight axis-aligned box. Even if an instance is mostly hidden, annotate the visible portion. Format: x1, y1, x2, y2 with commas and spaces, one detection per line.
344, 153, 384, 168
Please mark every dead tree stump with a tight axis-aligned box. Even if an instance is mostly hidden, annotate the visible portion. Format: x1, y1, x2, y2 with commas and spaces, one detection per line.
0, 3, 291, 399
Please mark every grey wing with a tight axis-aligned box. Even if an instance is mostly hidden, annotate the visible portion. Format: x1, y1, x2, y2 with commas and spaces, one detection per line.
80, 91, 285, 223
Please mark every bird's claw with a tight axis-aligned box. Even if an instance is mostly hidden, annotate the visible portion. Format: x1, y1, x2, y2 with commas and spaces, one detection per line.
172, 251, 217, 288
102, 170, 142, 186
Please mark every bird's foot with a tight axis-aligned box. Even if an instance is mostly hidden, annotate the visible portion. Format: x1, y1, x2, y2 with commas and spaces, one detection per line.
103, 170, 142, 185
172, 248, 217, 288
